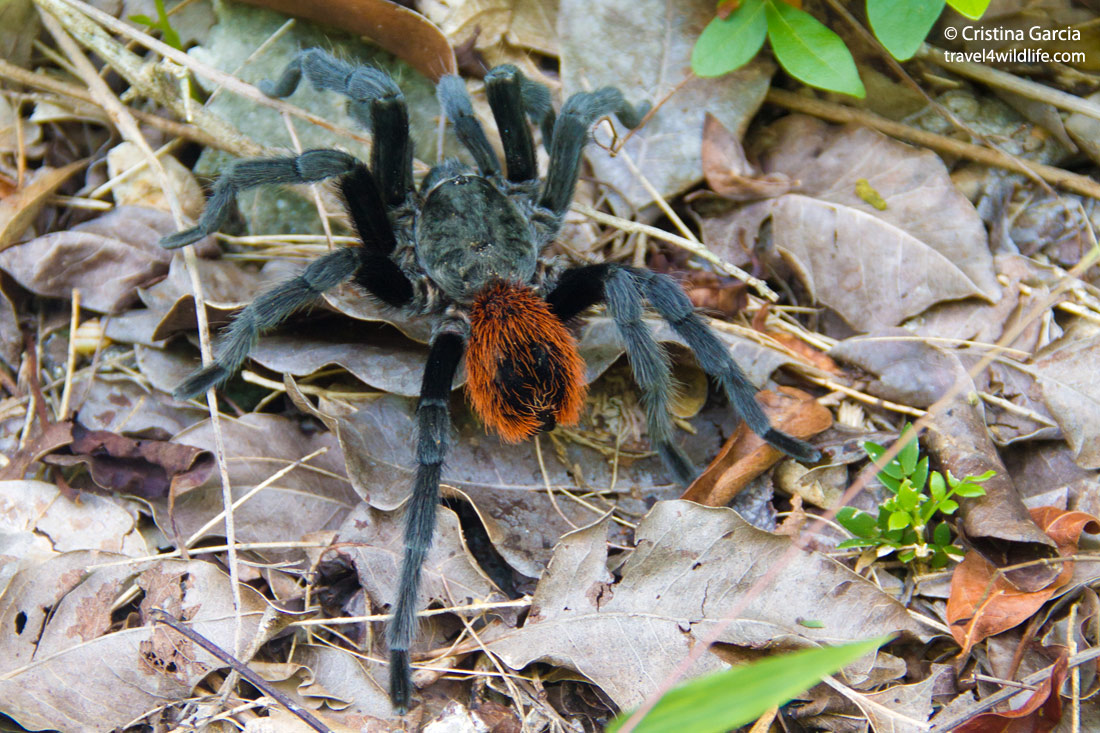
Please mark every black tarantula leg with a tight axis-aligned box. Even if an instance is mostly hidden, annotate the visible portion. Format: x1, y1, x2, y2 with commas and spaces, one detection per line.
547, 264, 821, 482
389, 331, 466, 713
548, 264, 695, 485
436, 75, 500, 177
160, 150, 360, 249
633, 269, 820, 462
484, 66, 537, 182
339, 163, 415, 307
260, 49, 412, 203
173, 246, 367, 399
539, 88, 650, 216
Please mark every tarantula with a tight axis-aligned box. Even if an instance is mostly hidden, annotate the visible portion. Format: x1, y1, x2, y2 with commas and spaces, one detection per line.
161, 49, 821, 712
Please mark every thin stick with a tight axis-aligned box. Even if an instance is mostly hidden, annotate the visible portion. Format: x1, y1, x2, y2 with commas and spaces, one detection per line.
572, 202, 779, 301
57, 289, 80, 419
765, 89, 1100, 200
150, 610, 332, 733
919, 44, 1100, 122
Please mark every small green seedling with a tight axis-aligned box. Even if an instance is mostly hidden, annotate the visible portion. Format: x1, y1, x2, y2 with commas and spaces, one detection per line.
129, 0, 182, 51
836, 425, 992, 569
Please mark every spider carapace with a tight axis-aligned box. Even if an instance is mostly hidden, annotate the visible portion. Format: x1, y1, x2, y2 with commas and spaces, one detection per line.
160, 49, 821, 713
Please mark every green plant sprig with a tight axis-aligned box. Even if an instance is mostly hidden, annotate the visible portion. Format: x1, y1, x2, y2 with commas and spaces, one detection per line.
692, 0, 993, 97
836, 426, 992, 569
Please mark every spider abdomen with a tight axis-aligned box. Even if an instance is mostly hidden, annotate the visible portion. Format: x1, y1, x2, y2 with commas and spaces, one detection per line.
467, 282, 586, 442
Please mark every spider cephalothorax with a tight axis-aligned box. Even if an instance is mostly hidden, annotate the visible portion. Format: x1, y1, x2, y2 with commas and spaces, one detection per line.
161, 49, 820, 712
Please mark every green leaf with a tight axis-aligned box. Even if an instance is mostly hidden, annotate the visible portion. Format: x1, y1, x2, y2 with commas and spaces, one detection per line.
692, 0, 769, 77
609, 637, 891, 733
897, 483, 920, 512
929, 471, 946, 502
838, 538, 880, 549
879, 472, 902, 494
897, 425, 919, 476
863, 441, 886, 462
939, 499, 959, 514
912, 457, 929, 492
838, 507, 878, 537
867, 0, 946, 60
764, 0, 865, 98
798, 619, 826, 629
953, 481, 988, 498
945, 0, 990, 20
944, 544, 966, 557
933, 522, 952, 546
898, 549, 916, 563
128, 13, 153, 23
887, 510, 911, 531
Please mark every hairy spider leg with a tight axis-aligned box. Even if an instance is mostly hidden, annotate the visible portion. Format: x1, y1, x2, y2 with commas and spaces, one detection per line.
160, 150, 359, 249
634, 268, 820, 463
160, 151, 413, 398
540, 88, 649, 217
436, 75, 500, 177
547, 264, 820, 485
484, 66, 538, 183
340, 164, 414, 307
388, 330, 466, 714
260, 49, 412, 204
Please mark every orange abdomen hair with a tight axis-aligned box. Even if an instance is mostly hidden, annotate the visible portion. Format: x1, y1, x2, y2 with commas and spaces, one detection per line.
467, 282, 587, 442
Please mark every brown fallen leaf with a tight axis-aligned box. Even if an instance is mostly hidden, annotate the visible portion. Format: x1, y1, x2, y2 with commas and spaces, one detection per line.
952, 654, 1067, 733
233, 0, 456, 81
0, 206, 196, 314
486, 502, 924, 710
0, 159, 85, 251
947, 507, 1100, 654
0, 420, 73, 481
681, 386, 832, 506
42, 422, 213, 500
701, 113, 795, 201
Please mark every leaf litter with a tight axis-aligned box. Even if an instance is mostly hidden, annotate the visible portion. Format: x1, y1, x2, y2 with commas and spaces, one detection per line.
0, 0, 1098, 730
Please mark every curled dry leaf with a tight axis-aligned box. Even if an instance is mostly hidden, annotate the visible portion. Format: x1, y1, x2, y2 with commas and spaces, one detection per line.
334, 503, 509, 633
0, 159, 85, 251
42, 421, 212, 500
0, 206, 207, 313
0, 480, 148, 584
106, 142, 205, 218
702, 112, 795, 200
233, 0, 455, 80
486, 501, 924, 709
0, 556, 270, 732
336, 394, 681, 578
681, 386, 832, 507
925, 400, 1059, 592
952, 654, 1068, 733
726, 116, 998, 331
947, 508, 1100, 654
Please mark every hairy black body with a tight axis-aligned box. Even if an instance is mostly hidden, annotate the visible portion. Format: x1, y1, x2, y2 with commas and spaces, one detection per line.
161, 49, 821, 712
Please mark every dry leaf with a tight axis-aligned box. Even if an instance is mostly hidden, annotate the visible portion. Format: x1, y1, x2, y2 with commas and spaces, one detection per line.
702, 113, 795, 200
0, 159, 85, 251
234, 0, 455, 80
682, 386, 832, 506
487, 502, 925, 709
952, 654, 1067, 733
947, 508, 1100, 654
